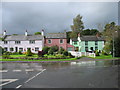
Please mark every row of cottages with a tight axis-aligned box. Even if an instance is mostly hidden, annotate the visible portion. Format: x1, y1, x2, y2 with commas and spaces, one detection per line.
70, 33, 105, 52
0, 30, 44, 53
0, 30, 74, 53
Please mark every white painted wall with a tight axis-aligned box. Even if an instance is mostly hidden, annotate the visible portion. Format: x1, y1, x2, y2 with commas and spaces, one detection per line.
0, 40, 44, 53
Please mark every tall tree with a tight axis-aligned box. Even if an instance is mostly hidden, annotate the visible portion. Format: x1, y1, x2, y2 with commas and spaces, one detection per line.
70, 14, 84, 38
103, 22, 120, 56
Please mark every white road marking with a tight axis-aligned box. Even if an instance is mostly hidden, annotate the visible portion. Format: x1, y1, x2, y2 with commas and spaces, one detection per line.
13, 70, 22, 72
25, 69, 34, 72
24, 69, 46, 83
0, 79, 18, 86
16, 85, 22, 89
0, 70, 8, 73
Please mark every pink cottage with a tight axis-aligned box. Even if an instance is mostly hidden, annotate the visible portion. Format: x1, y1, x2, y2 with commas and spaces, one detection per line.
45, 32, 74, 51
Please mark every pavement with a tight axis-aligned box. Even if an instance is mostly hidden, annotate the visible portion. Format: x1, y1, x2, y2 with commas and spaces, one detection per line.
0, 60, 120, 88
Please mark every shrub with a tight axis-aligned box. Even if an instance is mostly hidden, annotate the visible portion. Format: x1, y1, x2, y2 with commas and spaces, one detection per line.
38, 51, 44, 57
42, 46, 50, 54
50, 45, 59, 52
2, 55, 10, 58
63, 51, 69, 56
48, 48, 54, 55
18, 50, 22, 55
26, 48, 32, 56
59, 47, 65, 54
95, 50, 100, 56
4, 51, 12, 55
102, 50, 108, 55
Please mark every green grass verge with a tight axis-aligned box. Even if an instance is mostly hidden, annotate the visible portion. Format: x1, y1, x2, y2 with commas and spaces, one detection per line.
0, 58, 77, 62
91, 55, 120, 59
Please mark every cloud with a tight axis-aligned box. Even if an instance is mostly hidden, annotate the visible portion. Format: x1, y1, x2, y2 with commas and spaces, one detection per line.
2, 2, 118, 34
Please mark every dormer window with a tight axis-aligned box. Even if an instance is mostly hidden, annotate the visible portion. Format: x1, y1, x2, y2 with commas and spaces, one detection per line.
29, 40, 35, 44
15, 41, 21, 44
4, 41, 8, 44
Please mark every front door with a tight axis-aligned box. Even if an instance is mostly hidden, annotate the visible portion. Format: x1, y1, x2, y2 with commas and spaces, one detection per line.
15, 47, 18, 52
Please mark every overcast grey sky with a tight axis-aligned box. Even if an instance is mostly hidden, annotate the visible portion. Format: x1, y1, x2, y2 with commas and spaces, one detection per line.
1, 2, 118, 34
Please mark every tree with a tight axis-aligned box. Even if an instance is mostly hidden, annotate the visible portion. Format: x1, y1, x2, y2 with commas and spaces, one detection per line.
81, 29, 99, 35
102, 22, 120, 57
81, 29, 90, 35
34, 32, 41, 35
114, 32, 120, 57
26, 48, 32, 56
70, 14, 84, 38
90, 29, 99, 35
66, 31, 72, 43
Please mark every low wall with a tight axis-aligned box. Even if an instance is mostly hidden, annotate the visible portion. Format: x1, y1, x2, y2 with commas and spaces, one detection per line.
69, 51, 96, 57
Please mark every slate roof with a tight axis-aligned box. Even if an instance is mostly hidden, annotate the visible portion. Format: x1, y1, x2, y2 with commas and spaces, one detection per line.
80, 36, 105, 41
46, 33, 67, 39
4, 35, 43, 41
72, 35, 105, 41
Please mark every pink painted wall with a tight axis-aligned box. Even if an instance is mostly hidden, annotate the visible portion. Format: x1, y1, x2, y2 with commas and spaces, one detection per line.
45, 38, 67, 50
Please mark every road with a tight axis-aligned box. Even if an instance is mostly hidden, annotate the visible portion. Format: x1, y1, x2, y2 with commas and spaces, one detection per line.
0, 60, 120, 88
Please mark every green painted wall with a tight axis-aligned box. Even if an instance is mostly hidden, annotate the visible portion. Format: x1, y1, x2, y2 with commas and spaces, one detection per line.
71, 40, 104, 52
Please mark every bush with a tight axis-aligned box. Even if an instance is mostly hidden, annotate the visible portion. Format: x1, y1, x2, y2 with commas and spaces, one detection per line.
4, 51, 12, 55
42, 46, 50, 54
38, 51, 44, 57
95, 50, 100, 56
59, 47, 65, 54
26, 48, 32, 56
12, 52, 20, 55
2, 55, 10, 58
102, 50, 108, 55
50, 45, 59, 52
48, 48, 54, 55
18, 50, 22, 55
63, 51, 69, 56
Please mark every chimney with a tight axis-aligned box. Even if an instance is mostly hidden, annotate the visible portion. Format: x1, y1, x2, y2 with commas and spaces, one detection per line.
41, 29, 44, 36
25, 30, 28, 36
96, 32, 100, 37
3, 30, 6, 36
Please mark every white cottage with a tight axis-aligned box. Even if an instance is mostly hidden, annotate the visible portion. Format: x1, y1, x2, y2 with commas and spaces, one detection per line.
0, 30, 44, 53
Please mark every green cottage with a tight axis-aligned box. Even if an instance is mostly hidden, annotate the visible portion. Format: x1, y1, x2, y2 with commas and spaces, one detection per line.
70, 33, 105, 52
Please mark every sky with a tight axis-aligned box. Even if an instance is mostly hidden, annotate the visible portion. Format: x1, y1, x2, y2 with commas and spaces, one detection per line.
1, 1, 119, 34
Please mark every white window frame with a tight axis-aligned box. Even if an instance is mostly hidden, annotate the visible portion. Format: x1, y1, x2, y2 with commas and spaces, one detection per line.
29, 40, 35, 44
48, 39, 52, 44
15, 41, 21, 44
60, 39, 63, 44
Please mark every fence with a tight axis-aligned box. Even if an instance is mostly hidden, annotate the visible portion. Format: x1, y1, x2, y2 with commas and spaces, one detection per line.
68, 51, 96, 57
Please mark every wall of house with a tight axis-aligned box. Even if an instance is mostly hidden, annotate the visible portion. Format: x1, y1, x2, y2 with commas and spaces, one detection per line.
98, 41, 105, 51
2, 40, 43, 53
45, 38, 67, 50
71, 40, 105, 52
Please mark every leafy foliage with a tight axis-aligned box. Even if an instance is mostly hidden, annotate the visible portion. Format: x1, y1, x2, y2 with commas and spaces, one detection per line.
70, 14, 84, 38
63, 51, 69, 56
42, 46, 50, 54
34, 32, 41, 35
59, 47, 65, 54
26, 48, 32, 56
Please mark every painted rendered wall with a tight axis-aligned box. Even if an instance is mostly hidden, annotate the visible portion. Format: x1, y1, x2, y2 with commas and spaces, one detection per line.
1, 40, 43, 53
45, 39, 67, 50
71, 40, 105, 52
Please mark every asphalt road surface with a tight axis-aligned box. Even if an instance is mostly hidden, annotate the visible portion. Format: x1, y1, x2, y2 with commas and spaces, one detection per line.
0, 60, 120, 88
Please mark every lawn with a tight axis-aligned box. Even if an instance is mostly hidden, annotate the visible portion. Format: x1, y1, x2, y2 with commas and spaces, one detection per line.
0, 58, 77, 62
92, 55, 120, 59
